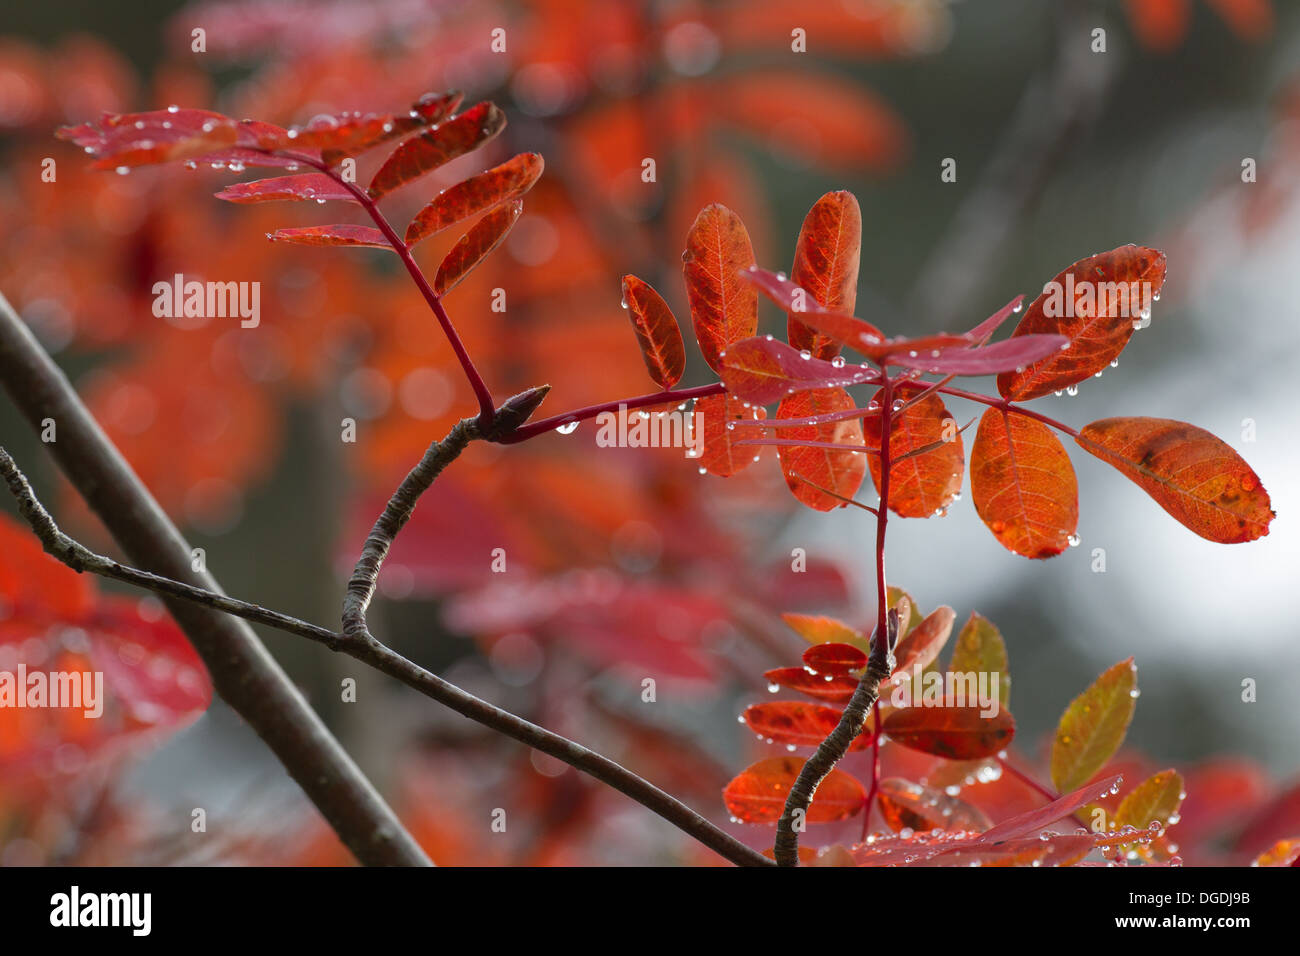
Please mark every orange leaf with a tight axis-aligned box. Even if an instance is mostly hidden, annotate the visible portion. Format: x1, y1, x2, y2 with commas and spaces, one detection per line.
1076, 417, 1273, 543
267, 224, 392, 249
367, 102, 506, 200
433, 200, 521, 296
620, 275, 685, 389
876, 778, 993, 833
997, 245, 1167, 401
1254, 838, 1300, 867
742, 702, 873, 752
788, 191, 861, 359
970, 408, 1078, 558
723, 756, 865, 824
405, 152, 543, 246
775, 387, 867, 512
694, 393, 766, 477
1051, 658, 1138, 793
682, 203, 757, 374
882, 705, 1015, 760
864, 383, 963, 518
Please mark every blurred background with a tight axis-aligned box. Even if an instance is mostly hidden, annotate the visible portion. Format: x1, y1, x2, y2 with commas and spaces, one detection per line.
0, 0, 1296, 865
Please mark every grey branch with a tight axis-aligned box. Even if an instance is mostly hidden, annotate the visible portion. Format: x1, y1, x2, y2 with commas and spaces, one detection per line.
0, 444, 772, 868
0, 291, 430, 867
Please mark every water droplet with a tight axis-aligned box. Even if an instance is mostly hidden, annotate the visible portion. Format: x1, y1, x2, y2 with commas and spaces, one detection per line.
831, 356, 846, 368
555, 421, 579, 435
1066, 385, 1078, 396
799, 349, 812, 360
115, 166, 129, 175
1068, 534, 1080, 547
167, 104, 180, 113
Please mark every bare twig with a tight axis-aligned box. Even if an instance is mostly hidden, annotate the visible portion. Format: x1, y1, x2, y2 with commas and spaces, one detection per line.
0, 292, 431, 867
0, 443, 772, 868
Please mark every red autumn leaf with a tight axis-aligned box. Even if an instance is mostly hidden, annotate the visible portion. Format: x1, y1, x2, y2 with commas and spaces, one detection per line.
682, 203, 757, 374
997, 245, 1168, 401
763, 667, 858, 704
881, 705, 1015, 760
266, 224, 392, 249
970, 408, 1079, 558
966, 295, 1027, 342
723, 756, 865, 824
889, 333, 1069, 376
720, 336, 878, 405
405, 152, 544, 247
863, 383, 964, 518
928, 835, 1091, 867
433, 200, 522, 296
57, 108, 238, 169
367, 101, 506, 200
620, 275, 685, 389
884, 605, 956, 689
775, 387, 868, 512
802, 642, 867, 676
319, 90, 465, 165
214, 173, 357, 204
742, 701, 873, 752
788, 190, 862, 359
743, 268, 886, 352
974, 773, 1125, 844
1076, 417, 1273, 543
694, 393, 766, 477
876, 777, 993, 833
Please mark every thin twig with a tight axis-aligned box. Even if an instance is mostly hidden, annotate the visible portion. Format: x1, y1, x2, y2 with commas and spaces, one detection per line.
0, 444, 772, 868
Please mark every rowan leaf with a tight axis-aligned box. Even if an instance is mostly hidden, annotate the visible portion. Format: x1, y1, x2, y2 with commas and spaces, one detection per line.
367, 101, 506, 200
889, 334, 1069, 376
620, 275, 685, 389
742, 701, 873, 752
863, 383, 964, 518
876, 778, 993, 833
58, 108, 239, 169
802, 642, 867, 676
318, 90, 464, 165
433, 200, 521, 296
881, 705, 1015, 760
776, 387, 867, 512
722, 756, 865, 824
214, 173, 356, 204
788, 191, 862, 359
970, 408, 1078, 558
682, 203, 757, 374
997, 245, 1168, 400
763, 667, 857, 704
948, 612, 1010, 709
1115, 769, 1185, 859
975, 773, 1124, 844
1076, 417, 1273, 543
1051, 658, 1138, 793
742, 267, 886, 352
405, 152, 543, 246
719, 336, 877, 405
884, 606, 955, 690
1254, 838, 1300, 867
694, 394, 766, 477
266, 224, 392, 249
781, 613, 866, 649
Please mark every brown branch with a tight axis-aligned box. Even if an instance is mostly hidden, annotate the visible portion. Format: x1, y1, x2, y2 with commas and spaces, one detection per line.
0, 442, 773, 868
0, 292, 431, 866
773, 610, 899, 867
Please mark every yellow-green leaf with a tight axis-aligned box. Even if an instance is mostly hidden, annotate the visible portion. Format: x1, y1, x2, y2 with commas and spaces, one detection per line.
948, 612, 1010, 709
1114, 769, 1184, 861
1050, 658, 1138, 793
